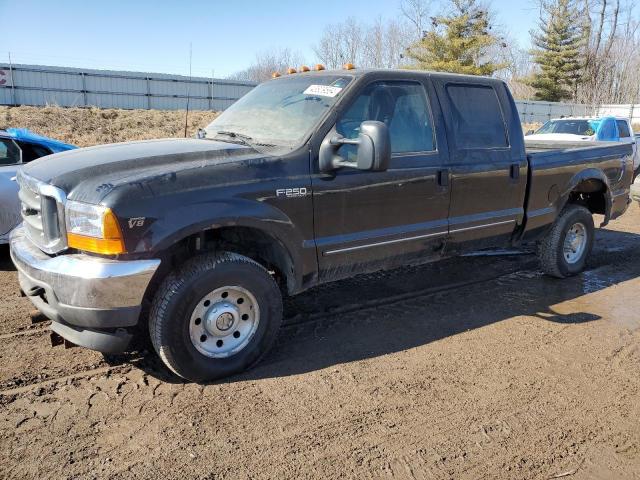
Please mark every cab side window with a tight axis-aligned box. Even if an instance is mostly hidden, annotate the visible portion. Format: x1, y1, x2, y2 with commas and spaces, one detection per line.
15, 141, 52, 162
0, 138, 21, 166
336, 81, 435, 160
616, 120, 631, 138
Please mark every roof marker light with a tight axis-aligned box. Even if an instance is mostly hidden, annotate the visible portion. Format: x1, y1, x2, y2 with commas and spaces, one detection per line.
343, 63, 355, 70
315, 64, 326, 71
287, 67, 297, 74
272, 72, 281, 78
300, 65, 310, 72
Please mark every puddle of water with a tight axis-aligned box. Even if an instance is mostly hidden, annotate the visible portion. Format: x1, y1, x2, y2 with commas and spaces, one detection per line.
581, 269, 614, 295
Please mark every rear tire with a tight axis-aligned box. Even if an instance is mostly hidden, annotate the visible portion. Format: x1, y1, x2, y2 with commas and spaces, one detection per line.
149, 252, 283, 382
537, 204, 594, 278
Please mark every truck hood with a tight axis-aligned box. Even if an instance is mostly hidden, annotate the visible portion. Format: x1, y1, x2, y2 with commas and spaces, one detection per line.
22, 138, 261, 203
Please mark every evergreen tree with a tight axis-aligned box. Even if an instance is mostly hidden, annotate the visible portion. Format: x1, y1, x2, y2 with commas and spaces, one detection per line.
528, 0, 586, 101
405, 0, 506, 76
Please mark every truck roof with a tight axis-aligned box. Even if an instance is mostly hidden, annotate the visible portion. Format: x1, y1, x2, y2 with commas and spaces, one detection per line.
270, 68, 504, 85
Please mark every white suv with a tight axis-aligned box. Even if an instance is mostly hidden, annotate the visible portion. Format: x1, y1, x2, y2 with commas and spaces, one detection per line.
527, 117, 639, 171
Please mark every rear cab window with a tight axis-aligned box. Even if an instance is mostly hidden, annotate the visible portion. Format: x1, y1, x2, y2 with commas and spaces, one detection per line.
445, 84, 509, 149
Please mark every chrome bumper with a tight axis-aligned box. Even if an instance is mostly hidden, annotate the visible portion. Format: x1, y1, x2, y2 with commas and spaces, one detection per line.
10, 225, 160, 352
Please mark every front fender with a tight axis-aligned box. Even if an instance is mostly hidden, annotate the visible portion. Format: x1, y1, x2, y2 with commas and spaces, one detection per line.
125, 197, 311, 293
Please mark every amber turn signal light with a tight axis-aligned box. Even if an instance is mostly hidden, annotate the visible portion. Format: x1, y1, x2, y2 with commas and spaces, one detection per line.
343, 63, 355, 70
67, 208, 126, 255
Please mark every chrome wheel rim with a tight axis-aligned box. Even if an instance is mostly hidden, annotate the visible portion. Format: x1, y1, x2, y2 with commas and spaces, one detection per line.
563, 222, 587, 264
189, 286, 260, 358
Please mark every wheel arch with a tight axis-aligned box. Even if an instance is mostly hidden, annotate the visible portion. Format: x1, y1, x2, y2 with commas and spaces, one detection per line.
559, 169, 613, 226
153, 222, 300, 296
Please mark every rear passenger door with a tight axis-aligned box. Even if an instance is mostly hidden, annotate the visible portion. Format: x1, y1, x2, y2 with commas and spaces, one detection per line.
432, 80, 528, 252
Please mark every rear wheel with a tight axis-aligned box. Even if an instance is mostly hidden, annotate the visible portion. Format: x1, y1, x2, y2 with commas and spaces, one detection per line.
149, 252, 283, 382
537, 204, 594, 278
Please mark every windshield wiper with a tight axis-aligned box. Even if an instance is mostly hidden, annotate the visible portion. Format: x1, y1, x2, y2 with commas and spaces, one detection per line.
216, 130, 254, 141
212, 130, 277, 148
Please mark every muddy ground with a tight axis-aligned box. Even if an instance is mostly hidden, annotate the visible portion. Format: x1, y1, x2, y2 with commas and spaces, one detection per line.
1, 206, 640, 480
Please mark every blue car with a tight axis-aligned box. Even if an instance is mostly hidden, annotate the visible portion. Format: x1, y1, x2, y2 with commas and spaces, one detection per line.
0, 129, 76, 244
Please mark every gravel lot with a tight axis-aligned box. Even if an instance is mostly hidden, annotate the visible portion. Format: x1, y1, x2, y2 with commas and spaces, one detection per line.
1, 205, 639, 479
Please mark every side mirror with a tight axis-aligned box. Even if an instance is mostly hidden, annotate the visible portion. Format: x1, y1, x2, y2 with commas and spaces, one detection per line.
525, 129, 534, 136
319, 121, 391, 173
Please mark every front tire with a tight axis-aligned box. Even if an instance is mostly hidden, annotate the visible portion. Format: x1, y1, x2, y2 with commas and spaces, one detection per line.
149, 252, 283, 382
537, 204, 594, 278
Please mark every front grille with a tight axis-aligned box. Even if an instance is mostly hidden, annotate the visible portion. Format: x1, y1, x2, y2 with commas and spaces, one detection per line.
16, 171, 68, 254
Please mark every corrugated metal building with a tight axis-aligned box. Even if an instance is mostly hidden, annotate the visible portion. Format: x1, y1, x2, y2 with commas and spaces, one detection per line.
0, 64, 256, 111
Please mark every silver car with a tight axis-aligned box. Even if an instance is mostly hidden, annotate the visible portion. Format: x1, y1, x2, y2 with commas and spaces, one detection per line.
0, 130, 75, 243
0, 136, 22, 243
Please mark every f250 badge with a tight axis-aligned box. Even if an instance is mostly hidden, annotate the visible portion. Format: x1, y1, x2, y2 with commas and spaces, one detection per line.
128, 217, 146, 228
276, 187, 309, 198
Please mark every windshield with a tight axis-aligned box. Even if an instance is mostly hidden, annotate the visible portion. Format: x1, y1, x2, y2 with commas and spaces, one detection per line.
535, 119, 596, 136
204, 75, 352, 152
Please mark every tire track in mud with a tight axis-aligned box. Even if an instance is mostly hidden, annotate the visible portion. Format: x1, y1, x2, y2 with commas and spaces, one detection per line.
0, 324, 49, 339
281, 262, 533, 330
0, 259, 530, 396
2, 223, 635, 396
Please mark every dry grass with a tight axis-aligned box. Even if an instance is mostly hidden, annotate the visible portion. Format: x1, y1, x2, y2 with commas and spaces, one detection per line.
0, 105, 219, 148
523, 122, 542, 133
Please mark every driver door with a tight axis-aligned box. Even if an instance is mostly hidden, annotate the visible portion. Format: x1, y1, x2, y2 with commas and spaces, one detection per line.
311, 78, 451, 282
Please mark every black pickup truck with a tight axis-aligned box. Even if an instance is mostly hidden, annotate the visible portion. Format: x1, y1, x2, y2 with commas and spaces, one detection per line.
10, 68, 633, 382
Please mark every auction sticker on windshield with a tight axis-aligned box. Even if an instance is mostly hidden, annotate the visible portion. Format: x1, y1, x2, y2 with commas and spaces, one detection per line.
303, 85, 343, 97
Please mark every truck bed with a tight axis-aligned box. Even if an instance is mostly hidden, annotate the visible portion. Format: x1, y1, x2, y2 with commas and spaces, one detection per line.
524, 139, 630, 156
522, 139, 634, 238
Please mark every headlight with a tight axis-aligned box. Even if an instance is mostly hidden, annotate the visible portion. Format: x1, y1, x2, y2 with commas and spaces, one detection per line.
65, 201, 126, 254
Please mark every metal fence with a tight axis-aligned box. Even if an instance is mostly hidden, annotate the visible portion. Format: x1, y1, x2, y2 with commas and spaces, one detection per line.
515, 100, 594, 124
0, 64, 256, 111
514, 100, 640, 124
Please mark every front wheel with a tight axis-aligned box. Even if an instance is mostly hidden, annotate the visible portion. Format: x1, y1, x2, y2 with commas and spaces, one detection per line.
537, 204, 594, 278
149, 252, 283, 382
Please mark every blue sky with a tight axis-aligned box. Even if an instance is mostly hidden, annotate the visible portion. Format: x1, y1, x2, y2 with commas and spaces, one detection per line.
1, 0, 541, 78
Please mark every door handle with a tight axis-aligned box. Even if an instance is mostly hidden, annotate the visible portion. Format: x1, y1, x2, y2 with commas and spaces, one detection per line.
437, 169, 449, 187
510, 163, 520, 180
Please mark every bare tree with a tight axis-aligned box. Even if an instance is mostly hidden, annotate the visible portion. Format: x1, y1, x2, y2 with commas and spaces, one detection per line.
313, 17, 364, 68
313, 16, 411, 69
577, 0, 635, 104
228, 48, 306, 83
400, 0, 431, 41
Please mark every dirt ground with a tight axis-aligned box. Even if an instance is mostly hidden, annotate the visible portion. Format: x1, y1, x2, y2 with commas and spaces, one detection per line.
0, 106, 219, 147
1, 205, 640, 480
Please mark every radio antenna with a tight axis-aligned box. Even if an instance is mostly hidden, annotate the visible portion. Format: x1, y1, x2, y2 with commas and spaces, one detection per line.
184, 43, 193, 138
